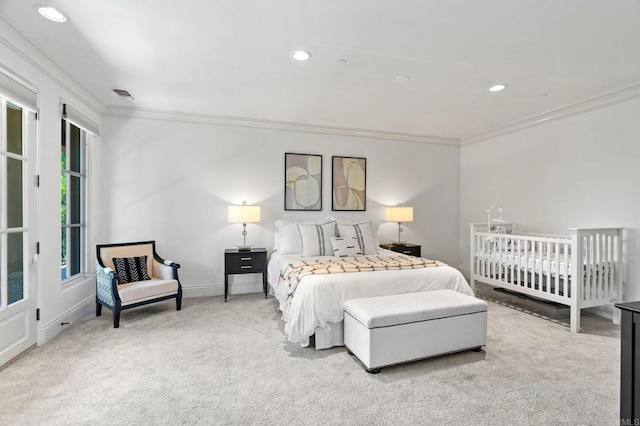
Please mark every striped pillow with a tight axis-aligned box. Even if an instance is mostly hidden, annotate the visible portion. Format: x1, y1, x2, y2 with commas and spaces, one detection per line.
337, 222, 377, 255
298, 221, 336, 256
330, 237, 363, 257
113, 256, 152, 284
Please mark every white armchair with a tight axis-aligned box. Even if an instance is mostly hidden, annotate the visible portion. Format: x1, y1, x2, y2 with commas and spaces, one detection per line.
96, 240, 182, 328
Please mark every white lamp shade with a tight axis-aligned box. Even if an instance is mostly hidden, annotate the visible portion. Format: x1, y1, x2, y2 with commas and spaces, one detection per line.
385, 206, 413, 222
228, 205, 261, 223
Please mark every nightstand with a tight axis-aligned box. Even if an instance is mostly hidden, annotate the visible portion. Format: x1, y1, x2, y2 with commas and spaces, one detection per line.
224, 248, 267, 302
380, 243, 421, 257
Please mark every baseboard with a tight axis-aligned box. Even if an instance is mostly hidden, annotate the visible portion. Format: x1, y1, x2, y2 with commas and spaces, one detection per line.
585, 304, 617, 323
182, 281, 266, 298
182, 284, 220, 298
38, 295, 94, 345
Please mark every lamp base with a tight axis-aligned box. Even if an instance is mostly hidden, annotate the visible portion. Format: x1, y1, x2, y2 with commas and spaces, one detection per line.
235, 244, 254, 251
391, 241, 407, 246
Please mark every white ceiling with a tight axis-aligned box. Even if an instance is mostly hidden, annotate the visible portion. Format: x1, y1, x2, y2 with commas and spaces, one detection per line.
2, 0, 640, 140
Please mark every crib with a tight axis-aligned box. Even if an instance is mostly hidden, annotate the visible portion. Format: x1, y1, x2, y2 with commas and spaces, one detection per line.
469, 223, 624, 333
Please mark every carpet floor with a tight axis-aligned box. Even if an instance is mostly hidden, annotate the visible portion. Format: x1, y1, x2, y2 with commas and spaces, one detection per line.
0, 284, 620, 425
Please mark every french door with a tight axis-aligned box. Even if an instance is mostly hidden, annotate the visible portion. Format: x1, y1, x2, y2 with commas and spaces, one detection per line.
0, 99, 37, 366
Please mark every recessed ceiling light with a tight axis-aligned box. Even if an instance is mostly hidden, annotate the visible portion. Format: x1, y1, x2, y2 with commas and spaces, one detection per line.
291, 50, 311, 61
395, 75, 410, 83
489, 84, 507, 92
35, 5, 67, 22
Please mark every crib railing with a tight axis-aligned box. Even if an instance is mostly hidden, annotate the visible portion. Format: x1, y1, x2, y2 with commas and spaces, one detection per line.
570, 228, 623, 307
471, 229, 573, 305
469, 224, 624, 333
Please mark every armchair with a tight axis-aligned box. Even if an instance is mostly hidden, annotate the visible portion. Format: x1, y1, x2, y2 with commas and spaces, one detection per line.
96, 240, 182, 328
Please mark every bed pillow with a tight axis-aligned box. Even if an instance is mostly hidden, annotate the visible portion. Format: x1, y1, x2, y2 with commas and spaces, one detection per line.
113, 256, 151, 284
274, 216, 335, 254
337, 222, 378, 255
298, 221, 337, 257
337, 220, 380, 246
330, 236, 363, 257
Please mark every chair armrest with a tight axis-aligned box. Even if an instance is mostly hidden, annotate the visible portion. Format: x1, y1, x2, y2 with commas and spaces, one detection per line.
96, 262, 117, 306
153, 259, 180, 280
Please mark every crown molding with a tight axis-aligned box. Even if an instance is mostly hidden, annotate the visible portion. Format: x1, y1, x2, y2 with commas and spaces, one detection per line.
0, 16, 106, 117
103, 106, 460, 146
461, 82, 640, 145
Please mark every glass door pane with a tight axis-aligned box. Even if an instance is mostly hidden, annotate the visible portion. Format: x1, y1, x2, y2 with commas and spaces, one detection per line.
7, 232, 23, 305
7, 157, 23, 228
6, 103, 22, 155
4, 102, 25, 305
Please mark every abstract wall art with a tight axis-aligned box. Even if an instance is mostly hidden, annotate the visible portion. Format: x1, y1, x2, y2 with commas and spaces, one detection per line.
332, 156, 366, 211
284, 153, 322, 211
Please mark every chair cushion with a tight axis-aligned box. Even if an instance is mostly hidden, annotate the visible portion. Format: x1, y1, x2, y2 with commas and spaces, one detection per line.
113, 256, 152, 284
118, 279, 179, 305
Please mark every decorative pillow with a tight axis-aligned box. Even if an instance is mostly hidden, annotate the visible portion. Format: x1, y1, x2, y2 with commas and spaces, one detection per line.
330, 236, 363, 257
298, 221, 337, 257
113, 256, 152, 284
337, 222, 377, 255
274, 216, 335, 254
337, 220, 380, 247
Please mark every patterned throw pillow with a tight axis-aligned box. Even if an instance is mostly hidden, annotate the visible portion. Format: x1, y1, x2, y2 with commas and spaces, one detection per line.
298, 221, 337, 256
113, 256, 152, 284
274, 216, 335, 254
330, 237, 363, 257
337, 222, 377, 255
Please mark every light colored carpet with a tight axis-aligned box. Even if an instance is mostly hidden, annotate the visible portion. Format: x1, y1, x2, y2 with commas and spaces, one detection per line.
1, 284, 620, 425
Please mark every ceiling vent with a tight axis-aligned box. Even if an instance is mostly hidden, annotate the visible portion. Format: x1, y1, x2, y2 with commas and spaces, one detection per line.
113, 89, 134, 100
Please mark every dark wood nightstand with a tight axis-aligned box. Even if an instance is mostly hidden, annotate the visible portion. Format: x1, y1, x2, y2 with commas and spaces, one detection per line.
224, 248, 267, 302
380, 243, 421, 257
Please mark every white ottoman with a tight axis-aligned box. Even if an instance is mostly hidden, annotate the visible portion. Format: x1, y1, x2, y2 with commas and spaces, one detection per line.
344, 289, 488, 373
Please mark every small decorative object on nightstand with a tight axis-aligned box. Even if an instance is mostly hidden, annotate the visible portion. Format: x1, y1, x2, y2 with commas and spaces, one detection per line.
224, 248, 267, 302
380, 242, 421, 257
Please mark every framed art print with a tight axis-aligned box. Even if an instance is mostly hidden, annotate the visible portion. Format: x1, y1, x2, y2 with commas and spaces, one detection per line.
332, 156, 366, 211
284, 153, 322, 211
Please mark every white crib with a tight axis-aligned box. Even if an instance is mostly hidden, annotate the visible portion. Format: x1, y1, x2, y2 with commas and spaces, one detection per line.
469, 223, 624, 333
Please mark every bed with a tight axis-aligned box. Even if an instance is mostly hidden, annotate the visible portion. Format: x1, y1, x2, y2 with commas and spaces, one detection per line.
469, 223, 625, 332
268, 218, 473, 349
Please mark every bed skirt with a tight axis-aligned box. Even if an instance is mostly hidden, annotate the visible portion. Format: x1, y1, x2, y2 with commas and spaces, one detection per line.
314, 321, 344, 350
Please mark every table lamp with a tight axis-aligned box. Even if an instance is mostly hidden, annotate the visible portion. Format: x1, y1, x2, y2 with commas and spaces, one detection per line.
385, 205, 413, 245
228, 201, 261, 251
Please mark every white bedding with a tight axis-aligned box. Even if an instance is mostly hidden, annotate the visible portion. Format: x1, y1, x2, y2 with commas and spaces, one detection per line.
268, 249, 473, 347
475, 250, 573, 278
475, 250, 609, 279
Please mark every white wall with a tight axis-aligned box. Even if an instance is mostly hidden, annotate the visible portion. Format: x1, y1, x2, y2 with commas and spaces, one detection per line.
460, 96, 640, 304
0, 22, 104, 343
99, 112, 461, 296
